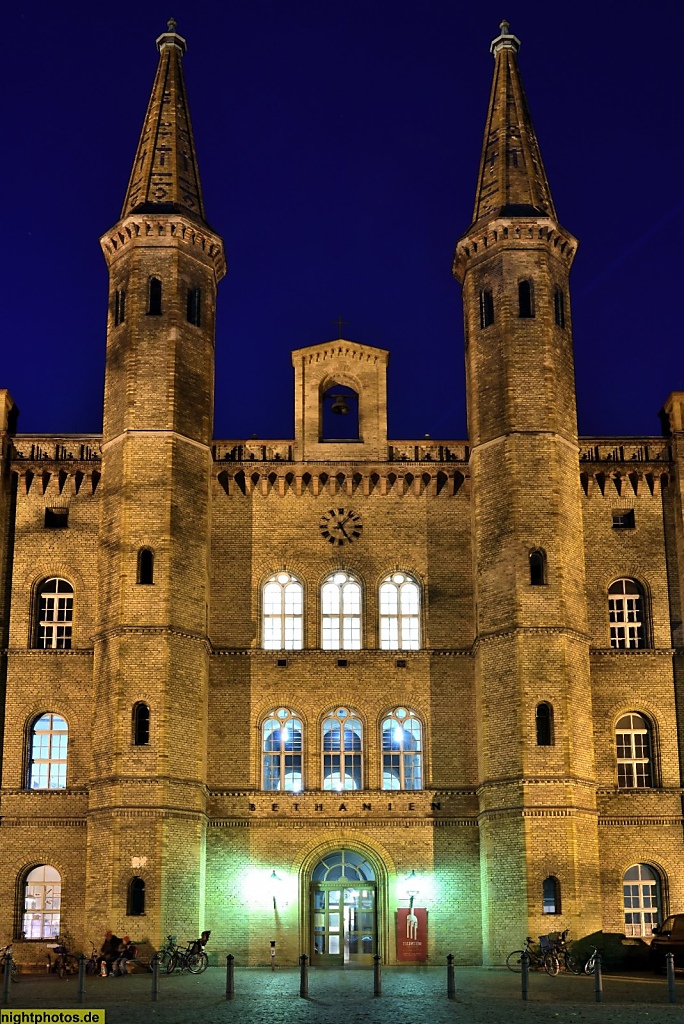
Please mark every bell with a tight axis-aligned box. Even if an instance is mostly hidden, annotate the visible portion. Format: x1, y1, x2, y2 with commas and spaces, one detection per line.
330, 394, 349, 415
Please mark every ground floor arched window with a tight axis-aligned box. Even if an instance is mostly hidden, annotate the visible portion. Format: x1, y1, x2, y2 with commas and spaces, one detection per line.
623, 863, 661, 936
22, 865, 61, 939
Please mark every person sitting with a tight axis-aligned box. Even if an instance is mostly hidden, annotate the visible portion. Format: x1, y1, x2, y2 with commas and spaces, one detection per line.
99, 931, 122, 976
113, 936, 136, 976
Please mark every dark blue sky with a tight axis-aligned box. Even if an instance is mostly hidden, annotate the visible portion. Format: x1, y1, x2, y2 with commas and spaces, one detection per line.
4, 1, 682, 441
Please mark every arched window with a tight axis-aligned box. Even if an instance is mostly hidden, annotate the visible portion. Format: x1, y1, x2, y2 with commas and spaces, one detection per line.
616, 713, 652, 788
518, 279, 534, 318
148, 277, 162, 316
479, 289, 494, 328
186, 287, 201, 327
379, 572, 421, 650
262, 708, 303, 792
543, 875, 561, 914
623, 864, 660, 936
322, 707, 362, 790
609, 579, 646, 648
321, 571, 361, 650
127, 876, 146, 916
554, 287, 566, 328
529, 549, 546, 586
536, 703, 554, 746
28, 713, 68, 789
132, 703, 150, 746
36, 578, 73, 649
137, 548, 154, 585
382, 707, 422, 790
262, 572, 303, 649
22, 865, 61, 939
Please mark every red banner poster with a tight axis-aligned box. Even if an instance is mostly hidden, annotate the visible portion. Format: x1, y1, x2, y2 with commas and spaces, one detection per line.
396, 907, 428, 961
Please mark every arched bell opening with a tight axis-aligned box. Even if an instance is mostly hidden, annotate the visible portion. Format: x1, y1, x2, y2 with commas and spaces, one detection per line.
320, 384, 360, 442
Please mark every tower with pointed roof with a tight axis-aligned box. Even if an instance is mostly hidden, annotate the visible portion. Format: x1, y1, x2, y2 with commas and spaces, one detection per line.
90, 20, 225, 939
453, 22, 601, 959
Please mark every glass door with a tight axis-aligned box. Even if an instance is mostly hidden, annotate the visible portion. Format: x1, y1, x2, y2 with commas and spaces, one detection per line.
312, 885, 376, 965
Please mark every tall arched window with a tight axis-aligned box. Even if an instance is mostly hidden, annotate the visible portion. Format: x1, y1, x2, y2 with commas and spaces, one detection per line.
137, 548, 154, 585
36, 578, 73, 649
321, 572, 361, 649
379, 572, 420, 649
609, 578, 646, 648
148, 277, 162, 315
132, 703, 150, 746
543, 875, 561, 914
536, 703, 554, 746
616, 713, 652, 788
623, 864, 660, 936
127, 876, 146, 916
382, 707, 422, 790
322, 707, 362, 790
28, 713, 68, 789
22, 865, 61, 939
529, 549, 546, 586
518, 279, 534, 318
262, 708, 303, 792
262, 572, 303, 649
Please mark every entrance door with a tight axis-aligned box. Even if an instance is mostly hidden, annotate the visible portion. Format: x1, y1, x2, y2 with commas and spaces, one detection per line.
312, 885, 376, 965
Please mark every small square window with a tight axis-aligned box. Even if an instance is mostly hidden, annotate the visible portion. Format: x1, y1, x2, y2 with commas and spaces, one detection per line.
396, 658, 407, 668
45, 508, 69, 529
612, 510, 635, 529
277, 658, 288, 668
337, 658, 348, 668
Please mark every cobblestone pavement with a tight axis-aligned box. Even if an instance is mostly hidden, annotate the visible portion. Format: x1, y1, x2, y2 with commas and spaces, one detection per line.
3, 966, 684, 1024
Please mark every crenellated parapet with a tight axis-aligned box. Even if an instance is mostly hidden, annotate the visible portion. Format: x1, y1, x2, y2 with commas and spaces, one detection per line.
578, 437, 672, 498
213, 439, 469, 463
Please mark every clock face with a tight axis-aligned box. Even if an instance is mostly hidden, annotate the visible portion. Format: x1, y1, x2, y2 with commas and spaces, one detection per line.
319, 507, 363, 545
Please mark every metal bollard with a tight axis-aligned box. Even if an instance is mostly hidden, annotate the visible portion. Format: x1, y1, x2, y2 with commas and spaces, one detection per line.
151, 954, 160, 1002
446, 953, 456, 1000
667, 952, 676, 1003
2, 952, 11, 1005
373, 953, 382, 997
299, 953, 309, 998
226, 954, 234, 1000
77, 954, 86, 1004
593, 952, 603, 1003
520, 949, 529, 1001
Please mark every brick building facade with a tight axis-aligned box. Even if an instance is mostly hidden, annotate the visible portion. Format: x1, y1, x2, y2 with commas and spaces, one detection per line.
1, 20, 683, 967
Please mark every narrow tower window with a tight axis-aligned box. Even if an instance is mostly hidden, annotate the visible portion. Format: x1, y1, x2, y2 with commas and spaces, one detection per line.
554, 287, 565, 328
132, 703, 150, 745
536, 703, 554, 746
518, 280, 534, 318
114, 288, 126, 326
127, 877, 146, 916
148, 278, 162, 316
137, 548, 154, 585
479, 289, 494, 328
187, 287, 201, 327
543, 876, 561, 914
529, 549, 546, 585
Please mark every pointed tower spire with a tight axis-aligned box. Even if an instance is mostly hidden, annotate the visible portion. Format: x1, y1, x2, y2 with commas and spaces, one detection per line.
471, 20, 555, 225
121, 19, 206, 222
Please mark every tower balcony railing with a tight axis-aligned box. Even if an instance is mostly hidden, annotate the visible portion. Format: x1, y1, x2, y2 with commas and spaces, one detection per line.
579, 439, 672, 465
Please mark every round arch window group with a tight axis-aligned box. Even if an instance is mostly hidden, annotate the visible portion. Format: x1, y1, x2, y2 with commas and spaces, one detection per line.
261, 571, 421, 650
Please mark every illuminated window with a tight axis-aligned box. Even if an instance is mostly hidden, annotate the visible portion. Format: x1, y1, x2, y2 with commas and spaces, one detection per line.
609, 578, 646, 648
262, 572, 303, 649
623, 864, 660, 937
322, 708, 362, 790
616, 713, 652, 788
379, 572, 420, 649
36, 578, 73, 649
321, 572, 361, 650
382, 707, 422, 790
22, 865, 62, 939
28, 713, 68, 789
262, 708, 303, 792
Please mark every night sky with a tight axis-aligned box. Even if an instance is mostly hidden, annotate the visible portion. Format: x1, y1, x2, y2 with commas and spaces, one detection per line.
4, 1, 683, 442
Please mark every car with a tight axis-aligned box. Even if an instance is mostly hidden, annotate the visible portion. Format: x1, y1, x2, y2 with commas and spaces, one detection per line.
649, 916, 684, 971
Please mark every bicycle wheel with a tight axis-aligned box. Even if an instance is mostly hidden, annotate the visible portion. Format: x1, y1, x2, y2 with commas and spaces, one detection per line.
187, 951, 208, 975
165, 953, 178, 974
506, 950, 524, 973
58, 954, 79, 978
544, 954, 560, 976
565, 953, 582, 975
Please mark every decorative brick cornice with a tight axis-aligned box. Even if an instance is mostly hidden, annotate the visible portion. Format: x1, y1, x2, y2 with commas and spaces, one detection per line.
100, 215, 226, 279
590, 647, 676, 657
475, 625, 589, 647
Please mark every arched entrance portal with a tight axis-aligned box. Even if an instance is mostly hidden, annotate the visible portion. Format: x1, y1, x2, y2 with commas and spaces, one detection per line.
311, 850, 377, 966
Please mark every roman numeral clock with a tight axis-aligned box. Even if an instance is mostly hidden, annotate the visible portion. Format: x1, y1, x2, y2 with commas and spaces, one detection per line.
319, 508, 363, 546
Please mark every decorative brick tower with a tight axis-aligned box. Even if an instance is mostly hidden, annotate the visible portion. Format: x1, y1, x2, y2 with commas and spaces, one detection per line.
453, 23, 601, 960
88, 20, 225, 940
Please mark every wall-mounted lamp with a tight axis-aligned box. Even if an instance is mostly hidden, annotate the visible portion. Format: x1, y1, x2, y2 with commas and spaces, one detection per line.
270, 869, 282, 909
405, 869, 419, 909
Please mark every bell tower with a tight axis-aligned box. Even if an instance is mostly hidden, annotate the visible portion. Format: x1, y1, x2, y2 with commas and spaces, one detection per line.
87, 21, 225, 941
453, 23, 601, 960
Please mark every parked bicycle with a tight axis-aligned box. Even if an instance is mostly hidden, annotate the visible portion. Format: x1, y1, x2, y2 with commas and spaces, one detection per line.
153, 935, 178, 972
1, 944, 19, 983
165, 931, 210, 975
506, 936, 559, 976
551, 929, 583, 975
583, 946, 601, 974
47, 939, 79, 978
